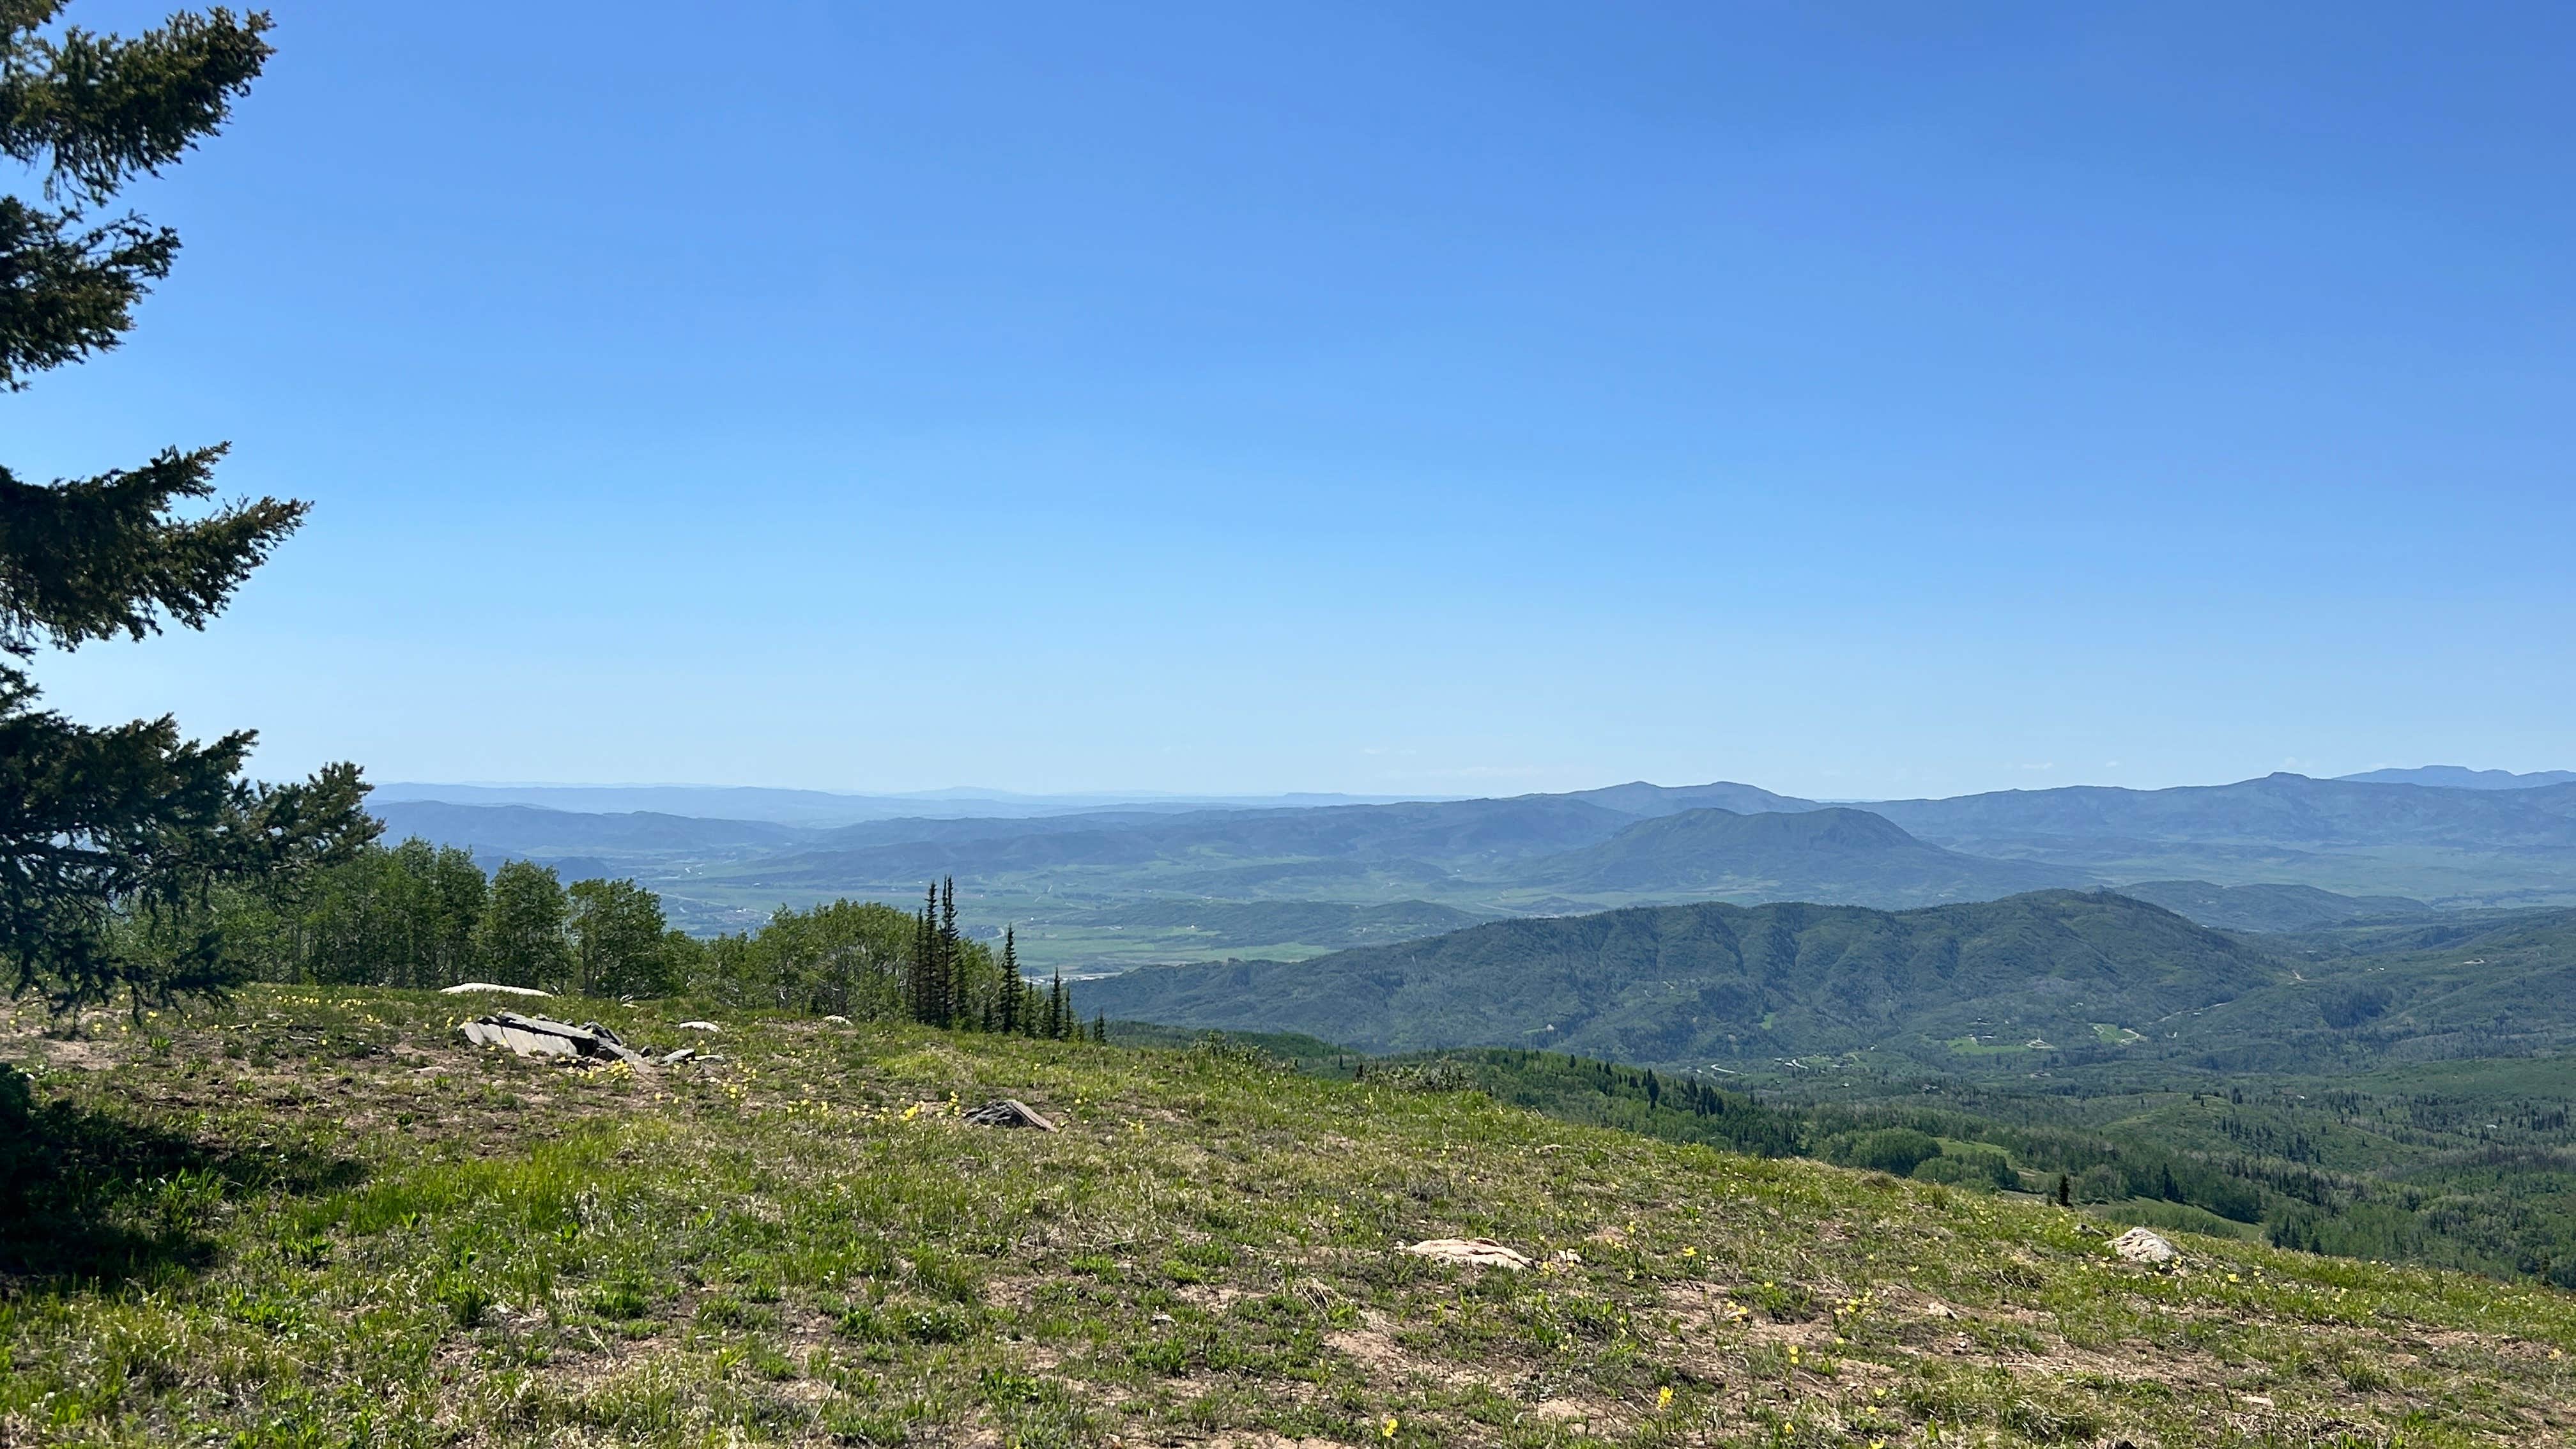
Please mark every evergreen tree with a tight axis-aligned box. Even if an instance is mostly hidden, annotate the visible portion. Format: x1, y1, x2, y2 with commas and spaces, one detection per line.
1046, 969, 1068, 1040
0, 4, 378, 1015
997, 926, 1020, 1034
1091, 1009, 1107, 1044
910, 883, 939, 1025
937, 876, 960, 1027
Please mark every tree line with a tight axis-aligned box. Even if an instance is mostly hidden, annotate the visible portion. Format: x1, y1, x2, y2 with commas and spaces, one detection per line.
227, 837, 1099, 1038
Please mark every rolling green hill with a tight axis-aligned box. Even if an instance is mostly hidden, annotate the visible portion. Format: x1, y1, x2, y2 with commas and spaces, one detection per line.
1079, 889, 2278, 1068
1009, 899, 1502, 969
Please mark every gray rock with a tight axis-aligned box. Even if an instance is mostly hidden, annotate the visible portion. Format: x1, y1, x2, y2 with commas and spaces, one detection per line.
2108, 1227, 2179, 1264
962, 1098, 1059, 1131
460, 1011, 648, 1066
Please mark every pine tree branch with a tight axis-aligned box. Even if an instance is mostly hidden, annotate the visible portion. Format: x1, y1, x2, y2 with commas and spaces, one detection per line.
0, 448, 306, 657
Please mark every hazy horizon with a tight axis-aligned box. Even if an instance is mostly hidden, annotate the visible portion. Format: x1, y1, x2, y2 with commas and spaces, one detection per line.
372, 762, 2570, 806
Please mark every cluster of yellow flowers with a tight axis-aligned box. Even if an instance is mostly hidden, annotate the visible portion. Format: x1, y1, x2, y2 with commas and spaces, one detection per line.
1829, 1288, 1876, 1342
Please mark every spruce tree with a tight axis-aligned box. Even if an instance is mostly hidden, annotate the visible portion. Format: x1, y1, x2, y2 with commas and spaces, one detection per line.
937, 876, 960, 1027
1091, 1009, 1107, 1045
1045, 969, 1066, 1040
996, 926, 1019, 1034
910, 885, 937, 1025
1, 4, 377, 1016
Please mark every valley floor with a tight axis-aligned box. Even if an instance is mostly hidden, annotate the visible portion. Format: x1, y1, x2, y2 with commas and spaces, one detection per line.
4, 988, 2573, 1446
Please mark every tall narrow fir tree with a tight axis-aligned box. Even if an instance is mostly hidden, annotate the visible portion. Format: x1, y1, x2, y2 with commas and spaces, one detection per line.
997, 926, 1020, 1034
938, 877, 960, 1027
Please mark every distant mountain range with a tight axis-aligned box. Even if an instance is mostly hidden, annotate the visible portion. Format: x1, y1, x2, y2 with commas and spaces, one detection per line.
372, 769, 2576, 954
1514, 806, 2082, 907
372, 783, 1448, 827
2334, 766, 2576, 790
1077, 889, 2277, 1066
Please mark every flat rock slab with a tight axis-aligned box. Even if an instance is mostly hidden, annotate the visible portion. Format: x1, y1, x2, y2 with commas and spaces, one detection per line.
2109, 1226, 2179, 1264
441, 983, 553, 997
460, 1011, 649, 1067
962, 1098, 1059, 1131
1400, 1238, 1533, 1270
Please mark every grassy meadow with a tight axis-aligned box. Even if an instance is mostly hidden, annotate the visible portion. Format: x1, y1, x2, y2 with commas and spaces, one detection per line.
4, 986, 2573, 1447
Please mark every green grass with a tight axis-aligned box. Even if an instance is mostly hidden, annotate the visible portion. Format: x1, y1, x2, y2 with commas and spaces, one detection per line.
4, 986, 2574, 1446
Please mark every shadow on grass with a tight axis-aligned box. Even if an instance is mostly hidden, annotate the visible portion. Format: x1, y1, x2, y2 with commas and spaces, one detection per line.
0, 1065, 365, 1292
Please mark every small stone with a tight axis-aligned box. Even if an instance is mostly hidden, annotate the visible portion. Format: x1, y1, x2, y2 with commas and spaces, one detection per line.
440, 983, 553, 997
676, 1020, 722, 1033
822, 1015, 852, 1025
1400, 1238, 1533, 1270
660, 1047, 697, 1065
2108, 1227, 2178, 1264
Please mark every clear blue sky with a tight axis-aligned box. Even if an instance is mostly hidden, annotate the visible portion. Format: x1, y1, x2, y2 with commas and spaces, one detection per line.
19, 1, 2575, 800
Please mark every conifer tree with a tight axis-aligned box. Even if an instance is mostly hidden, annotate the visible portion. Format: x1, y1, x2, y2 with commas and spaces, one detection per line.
910, 884, 937, 1025
1, 4, 376, 1015
937, 876, 960, 1027
1091, 1009, 1107, 1044
1045, 969, 1066, 1039
996, 926, 1019, 1034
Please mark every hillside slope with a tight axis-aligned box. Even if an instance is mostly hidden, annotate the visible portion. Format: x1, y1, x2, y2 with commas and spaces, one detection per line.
1860, 774, 2576, 902
374, 801, 816, 857
725, 795, 1641, 889
2113, 878, 2430, 932
4, 987, 2570, 1446
1079, 889, 2278, 1066
1522, 806, 2083, 905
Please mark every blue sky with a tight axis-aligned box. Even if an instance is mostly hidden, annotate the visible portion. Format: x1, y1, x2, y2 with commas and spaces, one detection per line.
17, 1, 2575, 800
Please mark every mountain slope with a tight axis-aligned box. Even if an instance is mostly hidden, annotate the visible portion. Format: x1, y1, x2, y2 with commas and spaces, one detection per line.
722, 795, 1639, 888
1559, 779, 1821, 816
2113, 878, 2431, 932
12, 986, 2569, 1446
1859, 774, 2576, 903
374, 801, 817, 857
1080, 889, 2277, 1066
1521, 806, 2082, 905
1867, 773, 2576, 851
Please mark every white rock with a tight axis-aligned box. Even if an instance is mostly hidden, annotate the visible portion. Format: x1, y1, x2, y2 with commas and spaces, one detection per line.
822, 1015, 852, 1025
1400, 1238, 1533, 1270
677, 1020, 723, 1033
2108, 1226, 2179, 1264
441, 983, 552, 997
